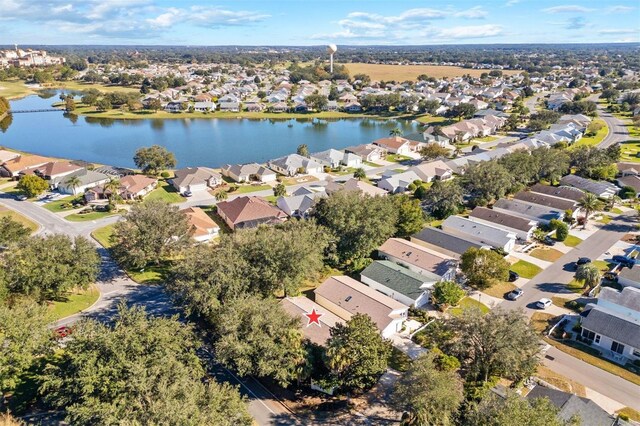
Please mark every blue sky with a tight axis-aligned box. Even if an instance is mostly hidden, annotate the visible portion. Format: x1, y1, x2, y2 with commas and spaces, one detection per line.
0, 0, 638, 45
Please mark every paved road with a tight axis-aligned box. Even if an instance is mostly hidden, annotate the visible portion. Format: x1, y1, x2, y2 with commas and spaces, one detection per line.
0, 192, 292, 425
596, 105, 630, 148
500, 212, 640, 410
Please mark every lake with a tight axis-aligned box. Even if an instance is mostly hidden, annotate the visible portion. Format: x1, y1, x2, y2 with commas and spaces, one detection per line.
1, 92, 417, 168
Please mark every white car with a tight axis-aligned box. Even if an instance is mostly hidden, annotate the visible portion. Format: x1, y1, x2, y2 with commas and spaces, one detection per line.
536, 298, 552, 309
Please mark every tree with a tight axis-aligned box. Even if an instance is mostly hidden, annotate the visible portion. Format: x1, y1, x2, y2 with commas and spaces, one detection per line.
133, 145, 177, 175
419, 144, 449, 160
389, 127, 404, 137
577, 193, 604, 229
0, 216, 30, 247
575, 264, 601, 290
450, 103, 477, 120
463, 161, 515, 205
111, 200, 191, 269
63, 175, 82, 195
467, 392, 572, 426
213, 295, 306, 386
64, 97, 75, 112
214, 188, 228, 201
531, 147, 570, 183
147, 98, 162, 111
554, 221, 569, 241
2, 235, 100, 301
0, 96, 9, 114
95, 98, 112, 111
296, 143, 309, 157
600, 88, 620, 103
392, 194, 425, 238
446, 309, 539, 383
325, 314, 392, 393
273, 183, 287, 198
0, 301, 52, 396
619, 185, 637, 199
80, 93, 98, 106
41, 304, 252, 426
432, 281, 465, 307
421, 179, 463, 219
304, 94, 328, 111
460, 247, 510, 290
312, 190, 398, 268
103, 178, 121, 204
16, 175, 48, 198
390, 352, 463, 426
353, 167, 366, 180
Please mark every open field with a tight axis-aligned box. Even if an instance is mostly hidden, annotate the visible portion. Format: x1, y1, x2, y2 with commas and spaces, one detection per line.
0, 79, 39, 99
0, 206, 38, 232
570, 118, 608, 148
345, 63, 520, 81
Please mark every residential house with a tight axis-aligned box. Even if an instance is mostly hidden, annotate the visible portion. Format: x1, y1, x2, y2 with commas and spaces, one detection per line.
314, 275, 408, 338
514, 191, 577, 213
526, 386, 616, 426
345, 144, 387, 163
182, 206, 220, 243
219, 102, 240, 112
618, 162, 640, 177
280, 296, 343, 346
372, 136, 413, 155
193, 101, 215, 112
221, 163, 276, 183
441, 215, 517, 253
0, 149, 19, 164
172, 167, 223, 193
377, 170, 422, 194
216, 196, 287, 230
340, 178, 387, 197
560, 175, 619, 199
493, 198, 563, 225
32, 161, 84, 189
343, 102, 362, 112
310, 149, 362, 168
616, 265, 640, 289
118, 175, 158, 200
58, 169, 111, 195
469, 207, 537, 242
270, 102, 288, 113
579, 287, 640, 364
276, 192, 323, 218
268, 154, 324, 176
378, 238, 457, 281
409, 160, 453, 183
360, 260, 438, 308
164, 101, 185, 113
423, 134, 452, 146
0, 154, 52, 177
616, 175, 640, 197
529, 183, 585, 202
411, 227, 488, 259
326, 100, 339, 112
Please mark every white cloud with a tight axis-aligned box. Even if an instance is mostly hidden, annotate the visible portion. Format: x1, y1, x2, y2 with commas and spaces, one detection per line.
566, 16, 587, 30
454, 7, 488, 19
597, 28, 639, 34
505, 0, 520, 6
437, 24, 503, 39
607, 5, 635, 13
542, 5, 595, 13
146, 8, 181, 28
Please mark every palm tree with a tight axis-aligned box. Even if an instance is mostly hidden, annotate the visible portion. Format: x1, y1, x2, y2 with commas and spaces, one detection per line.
214, 189, 228, 201
608, 195, 621, 212
389, 127, 403, 137
353, 168, 366, 180
64, 175, 82, 195
577, 193, 604, 229
104, 178, 121, 204
575, 264, 601, 290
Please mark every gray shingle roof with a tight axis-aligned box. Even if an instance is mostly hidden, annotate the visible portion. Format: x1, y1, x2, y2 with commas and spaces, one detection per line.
470, 206, 536, 233
529, 183, 585, 202
360, 260, 437, 300
493, 198, 563, 223
581, 305, 640, 349
526, 386, 615, 426
412, 227, 485, 257
560, 175, 619, 197
599, 286, 640, 312
514, 191, 576, 211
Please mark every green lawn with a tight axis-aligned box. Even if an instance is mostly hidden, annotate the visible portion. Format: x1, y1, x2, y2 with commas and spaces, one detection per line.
91, 224, 115, 248
200, 206, 232, 235
281, 175, 319, 186
415, 115, 454, 126
231, 183, 271, 194
49, 286, 100, 321
65, 210, 119, 222
472, 135, 499, 143
566, 278, 586, 294
0, 79, 38, 99
562, 235, 583, 248
364, 161, 383, 167
617, 120, 640, 163
0, 206, 38, 232
449, 297, 490, 316
570, 118, 608, 147
145, 181, 185, 203
597, 215, 612, 224
530, 248, 564, 262
385, 154, 413, 163
510, 260, 543, 279
592, 260, 611, 272
483, 281, 517, 299
42, 195, 81, 213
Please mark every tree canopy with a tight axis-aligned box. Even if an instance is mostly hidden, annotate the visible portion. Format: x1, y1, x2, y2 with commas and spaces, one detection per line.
460, 248, 510, 290
16, 175, 49, 198
133, 145, 177, 175
466, 392, 573, 426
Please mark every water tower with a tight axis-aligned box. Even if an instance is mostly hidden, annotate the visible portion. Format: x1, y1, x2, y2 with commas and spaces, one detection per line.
327, 44, 337, 73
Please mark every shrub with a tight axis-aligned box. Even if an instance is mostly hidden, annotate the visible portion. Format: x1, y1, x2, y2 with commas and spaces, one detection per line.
555, 223, 569, 241
619, 185, 637, 199
160, 171, 170, 178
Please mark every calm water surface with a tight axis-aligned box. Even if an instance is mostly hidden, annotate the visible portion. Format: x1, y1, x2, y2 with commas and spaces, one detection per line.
1, 92, 416, 168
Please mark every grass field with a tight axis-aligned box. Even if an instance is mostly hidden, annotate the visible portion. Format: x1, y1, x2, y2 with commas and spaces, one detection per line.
49, 285, 100, 321
535, 365, 586, 397
570, 118, 608, 148
385, 154, 413, 163
483, 281, 516, 299
617, 407, 640, 422
145, 181, 185, 203
0, 206, 38, 232
530, 312, 556, 334
232, 183, 272, 194
562, 235, 583, 248
510, 260, 543, 279
65, 210, 119, 222
566, 278, 586, 293
618, 119, 640, 163
0, 79, 38, 99
530, 248, 564, 262
42, 195, 80, 213
415, 115, 455, 125
92, 224, 115, 248
449, 297, 490, 316
345, 63, 520, 81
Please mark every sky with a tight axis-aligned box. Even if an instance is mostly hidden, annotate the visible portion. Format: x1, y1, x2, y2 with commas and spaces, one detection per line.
0, 0, 639, 46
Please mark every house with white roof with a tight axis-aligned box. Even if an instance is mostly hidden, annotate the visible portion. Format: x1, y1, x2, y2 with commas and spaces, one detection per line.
441, 215, 517, 253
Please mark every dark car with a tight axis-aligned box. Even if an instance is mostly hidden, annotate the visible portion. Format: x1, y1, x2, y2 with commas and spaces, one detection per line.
506, 288, 524, 300
612, 255, 634, 267
508, 271, 520, 282
576, 257, 591, 266
542, 236, 556, 246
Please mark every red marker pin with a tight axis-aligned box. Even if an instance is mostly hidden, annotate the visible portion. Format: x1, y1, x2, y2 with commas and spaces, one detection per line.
305, 308, 323, 327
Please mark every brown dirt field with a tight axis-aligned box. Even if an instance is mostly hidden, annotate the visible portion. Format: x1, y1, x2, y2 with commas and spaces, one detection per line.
345, 63, 521, 81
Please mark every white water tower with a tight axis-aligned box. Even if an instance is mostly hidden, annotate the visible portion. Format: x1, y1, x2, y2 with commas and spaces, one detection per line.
327, 44, 337, 73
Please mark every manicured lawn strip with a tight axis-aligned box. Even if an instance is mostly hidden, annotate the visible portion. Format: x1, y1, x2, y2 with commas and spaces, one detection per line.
388, 347, 412, 372
592, 260, 611, 272
473, 135, 499, 143
597, 215, 612, 224
415, 115, 455, 125
65, 211, 119, 222
385, 154, 412, 163
535, 365, 586, 397
570, 118, 608, 148
231, 183, 271, 194
281, 175, 319, 186
0, 206, 38, 232
483, 281, 516, 299
543, 337, 640, 386
510, 260, 543, 279
42, 195, 80, 212
145, 181, 185, 203
566, 278, 586, 294
91, 224, 115, 248
364, 161, 383, 168
551, 296, 584, 313
530, 312, 557, 334
201, 206, 233, 234
611, 207, 623, 214
449, 297, 489, 316
562, 235, 582, 248
529, 248, 564, 262
49, 285, 99, 321
0, 79, 38, 99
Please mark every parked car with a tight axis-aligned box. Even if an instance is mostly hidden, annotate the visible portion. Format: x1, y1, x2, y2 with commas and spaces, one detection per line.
506, 288, 524, 300
576, 257, 591, 266
508, 271, 520, 282
612, 255, 634, 267
183, 190, 193, 197
16, 194, 28, 201
542, 236, 556, 246
536, 298, 552, 309
54, 326, 73, 338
